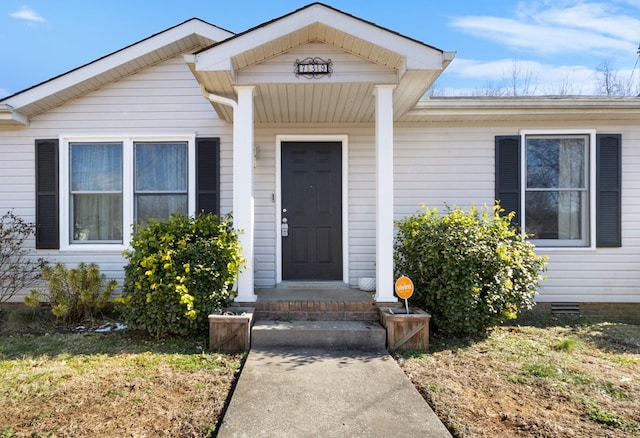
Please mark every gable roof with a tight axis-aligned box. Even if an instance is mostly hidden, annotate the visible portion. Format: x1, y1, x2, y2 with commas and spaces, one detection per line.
3, 3, 636, 128
185, 2, 455, 123
195, 2, 443, 63
0, 18, 234, 127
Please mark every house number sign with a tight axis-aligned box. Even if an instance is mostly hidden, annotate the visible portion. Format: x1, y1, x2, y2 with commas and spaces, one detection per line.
294, 57, 332, 78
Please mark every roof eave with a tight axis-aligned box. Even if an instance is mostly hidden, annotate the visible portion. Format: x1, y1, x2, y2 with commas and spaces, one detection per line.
191, 3, 445, 73
403, 96, 640, 122
0, 104, 28, 127
1, 18, 234, 114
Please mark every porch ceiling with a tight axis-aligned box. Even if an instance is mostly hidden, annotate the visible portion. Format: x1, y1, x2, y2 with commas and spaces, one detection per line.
186, 4, 452, 124
187, 26, 447, 124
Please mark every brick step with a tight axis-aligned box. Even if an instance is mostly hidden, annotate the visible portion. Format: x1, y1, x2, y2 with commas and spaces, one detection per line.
244, 300, 380, 321
234, 286, 381, 321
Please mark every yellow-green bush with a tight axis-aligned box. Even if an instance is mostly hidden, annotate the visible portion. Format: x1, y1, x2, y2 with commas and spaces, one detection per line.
118, 213, 245, 337
394, 204, 547, 336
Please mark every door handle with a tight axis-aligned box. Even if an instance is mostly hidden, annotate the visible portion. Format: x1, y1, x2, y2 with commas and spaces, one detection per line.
281, 217, 289, 237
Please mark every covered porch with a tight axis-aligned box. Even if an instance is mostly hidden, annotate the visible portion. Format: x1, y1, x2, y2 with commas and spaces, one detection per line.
185, 3, 454, 303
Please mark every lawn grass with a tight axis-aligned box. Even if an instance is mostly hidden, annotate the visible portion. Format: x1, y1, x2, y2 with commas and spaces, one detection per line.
398, 314, 640, 437
2, 308, 639, 437
0, 313, 242, 437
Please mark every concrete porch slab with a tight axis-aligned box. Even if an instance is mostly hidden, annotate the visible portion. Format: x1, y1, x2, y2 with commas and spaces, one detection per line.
252, 320, 386, 349
254, 287, 375, 302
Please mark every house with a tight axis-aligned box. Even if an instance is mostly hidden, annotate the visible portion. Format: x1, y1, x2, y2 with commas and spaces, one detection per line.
1, 3, 639, 321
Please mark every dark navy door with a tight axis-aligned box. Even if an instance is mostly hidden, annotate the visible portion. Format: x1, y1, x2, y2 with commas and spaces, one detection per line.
281, 142, 342, 280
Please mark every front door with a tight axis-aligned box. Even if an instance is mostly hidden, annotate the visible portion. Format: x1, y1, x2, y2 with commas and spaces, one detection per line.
281, 142, 342, 280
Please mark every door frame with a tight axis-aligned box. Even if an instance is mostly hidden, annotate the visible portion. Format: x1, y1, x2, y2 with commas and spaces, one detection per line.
275, 134, 349, 284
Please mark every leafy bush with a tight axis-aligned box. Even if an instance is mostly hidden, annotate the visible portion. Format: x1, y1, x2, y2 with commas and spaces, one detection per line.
0, 211, 46, 303
118, 213, 245, 337
394, 204, 547, 336
25, 262, 116, 324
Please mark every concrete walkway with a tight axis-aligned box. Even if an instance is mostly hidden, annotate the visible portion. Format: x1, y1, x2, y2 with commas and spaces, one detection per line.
216, 347, 452, 437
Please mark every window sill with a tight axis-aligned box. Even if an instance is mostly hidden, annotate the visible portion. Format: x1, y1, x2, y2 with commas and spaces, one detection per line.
60, 243, 127, 253
533, 245, 596, 252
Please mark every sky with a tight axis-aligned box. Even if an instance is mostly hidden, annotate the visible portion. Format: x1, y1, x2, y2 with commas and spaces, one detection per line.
1, 0, 639, 99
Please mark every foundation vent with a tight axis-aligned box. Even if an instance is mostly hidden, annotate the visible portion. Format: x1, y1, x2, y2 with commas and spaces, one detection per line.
551, 302, 581, 315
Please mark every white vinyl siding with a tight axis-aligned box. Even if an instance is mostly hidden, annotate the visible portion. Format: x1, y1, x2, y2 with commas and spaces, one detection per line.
238, 123, 640, 303
2, 56, 640, 305
0, 56, 232, 294
237, 43, 398, 84
393, 128, 495, 218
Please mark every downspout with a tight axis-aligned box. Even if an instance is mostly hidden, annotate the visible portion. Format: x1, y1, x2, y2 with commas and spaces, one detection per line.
199, 84, 240, 217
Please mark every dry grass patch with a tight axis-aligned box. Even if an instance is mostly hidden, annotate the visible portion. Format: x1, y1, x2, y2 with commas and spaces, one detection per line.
398, 315, 640, 437
0, 329, 242, 437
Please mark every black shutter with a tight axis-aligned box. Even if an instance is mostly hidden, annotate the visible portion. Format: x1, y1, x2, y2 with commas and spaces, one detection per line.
495, 136, 521, 227
596, 134, 622, 247
196, 137, 220, 215
35, 139, 59, 249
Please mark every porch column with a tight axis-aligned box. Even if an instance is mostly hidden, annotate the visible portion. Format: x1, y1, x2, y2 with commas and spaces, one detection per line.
233, 86, 257, 302
374, 84, 397, 302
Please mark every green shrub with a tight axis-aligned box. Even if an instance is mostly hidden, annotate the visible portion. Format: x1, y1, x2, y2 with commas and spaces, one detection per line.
118, 212, 245, 338
394, 204, 547, 336
25, 263, 116, 324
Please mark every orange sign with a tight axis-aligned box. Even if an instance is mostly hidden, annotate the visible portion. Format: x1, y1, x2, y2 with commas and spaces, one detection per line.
395, 276, 414, 300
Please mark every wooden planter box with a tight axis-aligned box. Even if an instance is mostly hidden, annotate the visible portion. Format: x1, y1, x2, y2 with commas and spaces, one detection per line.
208, 307, 255, 353
379, 307, 431, 352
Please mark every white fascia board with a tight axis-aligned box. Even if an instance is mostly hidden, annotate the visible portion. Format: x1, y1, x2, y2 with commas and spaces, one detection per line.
194, 4, 445, 72
411, 97, 640, 113
192, 12, 322, 71
442, 51, 456, 69
5, 19, 234, 110
195, 57, 236, 74
309, 8, 445, 70
0, 104, 28, 126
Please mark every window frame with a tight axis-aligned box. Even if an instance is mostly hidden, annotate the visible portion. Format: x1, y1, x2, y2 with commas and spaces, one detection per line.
520, 130, 597, 249
59, 134, 196, 251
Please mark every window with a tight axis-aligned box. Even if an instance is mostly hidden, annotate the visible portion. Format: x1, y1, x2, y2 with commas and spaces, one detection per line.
70, 142, 123, 243
66, 139, 190, 246
35, 136, 220, 250
525, 135, 589, 246
134, 142, 188, 227
495, 132, 621, 249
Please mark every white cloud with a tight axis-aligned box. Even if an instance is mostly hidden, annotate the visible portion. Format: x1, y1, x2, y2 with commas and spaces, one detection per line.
10, 6, 45, 24
522, 2, 640, 42
444, 58, 600, 94
441, 1, 640, 95
450, 1, 638, 57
